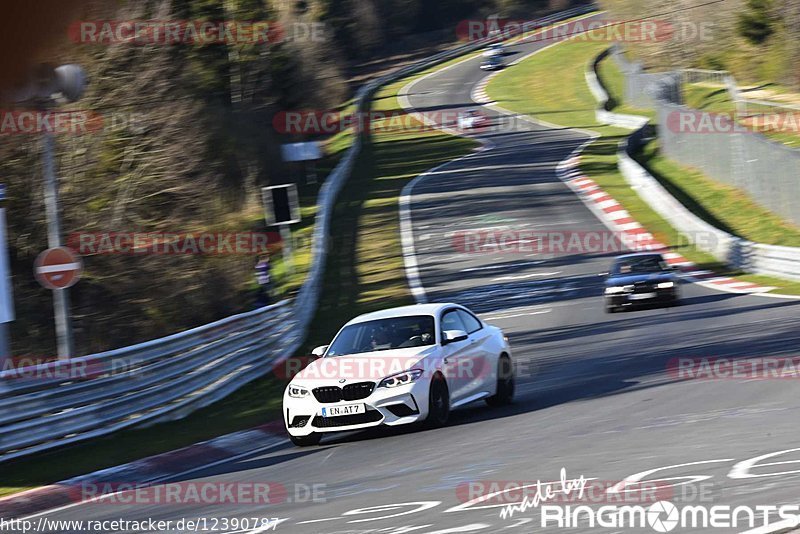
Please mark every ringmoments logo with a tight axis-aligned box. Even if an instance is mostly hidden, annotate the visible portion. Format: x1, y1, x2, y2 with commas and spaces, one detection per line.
537, 502, 800, 531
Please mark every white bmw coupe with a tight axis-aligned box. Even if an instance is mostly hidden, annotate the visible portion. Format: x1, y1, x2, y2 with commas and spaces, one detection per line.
283, 303, 515, 446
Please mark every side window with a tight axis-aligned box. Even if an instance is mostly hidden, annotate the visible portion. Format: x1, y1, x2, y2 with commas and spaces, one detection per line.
441, 310, 467, 335
457, 310, 483, 334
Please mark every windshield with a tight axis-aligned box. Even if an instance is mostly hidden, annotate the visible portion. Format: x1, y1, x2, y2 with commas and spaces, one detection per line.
613, 255, 669, 275
327, 316, 436, 356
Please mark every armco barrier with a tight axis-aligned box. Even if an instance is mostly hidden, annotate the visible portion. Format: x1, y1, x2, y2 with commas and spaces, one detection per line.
586, 47, 648, 131
0, 6, 595, 464
0, 300, 297, 463
587, 46, 800, 281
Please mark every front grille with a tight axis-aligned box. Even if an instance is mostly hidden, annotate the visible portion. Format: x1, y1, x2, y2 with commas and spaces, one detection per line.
633, 282, 654, 293
289, 415, 310, 428
342, 382, 375, 401
313, 386, 342, 403
311, 410, 383, 428
313, 382, 375, 403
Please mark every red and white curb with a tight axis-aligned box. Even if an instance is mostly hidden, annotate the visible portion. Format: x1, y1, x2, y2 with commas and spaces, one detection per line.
558, 156, 776, 295
0, 421, 288, 520
472, 76, 494, 104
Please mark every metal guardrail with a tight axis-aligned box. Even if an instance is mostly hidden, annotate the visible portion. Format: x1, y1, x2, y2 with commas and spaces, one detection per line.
682, 68, 729, 86
586, 48, 648, 130
0, 300, 297, 463
588, 47, 800, 281
0, 5, 595, 464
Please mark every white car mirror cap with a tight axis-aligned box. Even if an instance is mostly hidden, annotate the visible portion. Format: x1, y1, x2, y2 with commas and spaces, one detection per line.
311, 345, 329, 357
443, 330, 469, 345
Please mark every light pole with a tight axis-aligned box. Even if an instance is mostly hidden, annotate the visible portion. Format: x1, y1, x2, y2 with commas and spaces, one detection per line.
0, 186, 13, 370
40, 65, 87, 360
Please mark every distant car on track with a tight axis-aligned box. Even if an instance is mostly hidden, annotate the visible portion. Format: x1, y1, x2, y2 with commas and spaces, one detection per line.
604, 253, 680, 313
483, 43, 505, 58
457, 109, 491, 130
283, 304, 515, 446
480, 55, 504, 71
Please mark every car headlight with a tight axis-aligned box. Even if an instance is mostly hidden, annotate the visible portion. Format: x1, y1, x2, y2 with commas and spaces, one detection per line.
657, 282, 675, 289
378, 369, 424, 389
288, 385, 310, 398
605, 286, 625, 294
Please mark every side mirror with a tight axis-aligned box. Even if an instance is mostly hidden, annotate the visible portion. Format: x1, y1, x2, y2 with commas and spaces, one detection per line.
442, 330, 469, 345
311, 345, 329, 358
598, 272, 610, 277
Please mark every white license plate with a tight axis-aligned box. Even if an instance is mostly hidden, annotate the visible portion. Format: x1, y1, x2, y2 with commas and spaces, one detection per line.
320, 404, 365, 417
629, 293, 656, 300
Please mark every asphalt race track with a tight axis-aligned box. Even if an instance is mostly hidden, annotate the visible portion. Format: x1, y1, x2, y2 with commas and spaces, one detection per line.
27, 17, 800, 534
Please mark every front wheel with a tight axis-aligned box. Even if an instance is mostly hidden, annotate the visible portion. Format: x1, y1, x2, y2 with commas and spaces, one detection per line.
290, 433, 321, 447
425, 375, 450, 428
486, 355, 515, 407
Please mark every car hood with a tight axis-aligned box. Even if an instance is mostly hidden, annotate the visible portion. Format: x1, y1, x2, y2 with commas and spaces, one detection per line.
291, 346, 437, 387
606, 272, 675, 286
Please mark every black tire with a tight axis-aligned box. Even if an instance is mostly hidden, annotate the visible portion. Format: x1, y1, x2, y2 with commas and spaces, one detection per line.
486, 355, 515, 407
425, 375, 450, 428
290, 433, 321, 447
606, 305, 618, 314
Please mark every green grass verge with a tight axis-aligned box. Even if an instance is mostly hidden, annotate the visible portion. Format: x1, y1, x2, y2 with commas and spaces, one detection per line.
486, 38, 800, 295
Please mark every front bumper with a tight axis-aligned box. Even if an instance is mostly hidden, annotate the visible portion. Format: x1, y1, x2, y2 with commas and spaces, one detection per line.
283, 379, 430, 437
606, 287, 678, 307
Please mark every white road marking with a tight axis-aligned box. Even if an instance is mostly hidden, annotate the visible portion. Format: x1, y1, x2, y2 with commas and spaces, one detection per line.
460, 261, 543, 273
19, 438, 291, 521
492, 271, 561, 281
482, 308, 552, 321
296, 517, 341, 525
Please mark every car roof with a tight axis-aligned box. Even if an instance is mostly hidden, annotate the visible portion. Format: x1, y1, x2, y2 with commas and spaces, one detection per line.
614, 252, 665, 261
346, 303, 460, 325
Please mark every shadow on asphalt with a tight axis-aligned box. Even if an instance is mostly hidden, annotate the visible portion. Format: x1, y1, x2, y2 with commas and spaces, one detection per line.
169, 447, 328, 482
315, 294, 800, 449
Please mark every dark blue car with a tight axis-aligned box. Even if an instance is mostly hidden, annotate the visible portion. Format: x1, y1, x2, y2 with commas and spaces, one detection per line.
604, 253, 680, 313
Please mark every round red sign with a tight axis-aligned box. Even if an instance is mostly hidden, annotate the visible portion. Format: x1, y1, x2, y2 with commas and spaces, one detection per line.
34, 247, 82, 290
